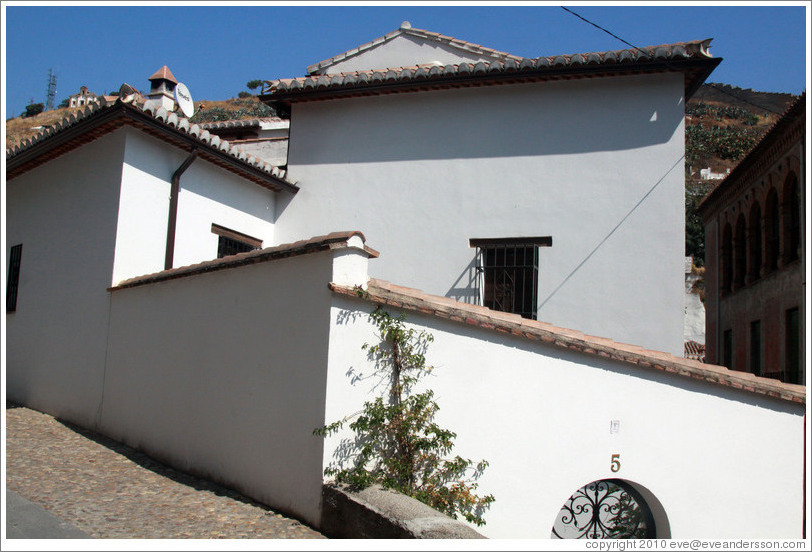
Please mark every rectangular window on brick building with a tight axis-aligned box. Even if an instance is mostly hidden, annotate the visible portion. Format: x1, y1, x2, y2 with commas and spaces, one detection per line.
749, 320, 761, 376
6, 244, 23, 312
785, 307, 801, 384
722, 329, 733, 370
211, 224, 262, 259
470, 237, 552, 320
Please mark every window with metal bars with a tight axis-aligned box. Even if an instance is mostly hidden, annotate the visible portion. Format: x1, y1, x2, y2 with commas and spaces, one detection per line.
470, 237, 551, 320
7, 244, 23, 312
211, 223, 262, 259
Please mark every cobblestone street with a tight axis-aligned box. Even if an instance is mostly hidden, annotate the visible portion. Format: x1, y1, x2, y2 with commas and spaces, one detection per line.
5, 402, 327, 539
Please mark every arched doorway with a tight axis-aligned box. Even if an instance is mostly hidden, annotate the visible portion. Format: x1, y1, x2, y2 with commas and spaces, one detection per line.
551, 479, 667, 539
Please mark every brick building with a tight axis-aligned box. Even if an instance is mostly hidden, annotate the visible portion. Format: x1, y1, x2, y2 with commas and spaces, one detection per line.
699, 92, 805, 383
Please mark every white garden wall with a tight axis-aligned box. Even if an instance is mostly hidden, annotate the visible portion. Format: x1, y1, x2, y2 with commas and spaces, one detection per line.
324, 294, 805, 539
5, 130, 127, 427
101, 250, 337, 526
279, 73, 686, 356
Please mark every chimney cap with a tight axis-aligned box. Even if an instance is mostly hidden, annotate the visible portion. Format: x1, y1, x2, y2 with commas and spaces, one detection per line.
148, 65, 178, 84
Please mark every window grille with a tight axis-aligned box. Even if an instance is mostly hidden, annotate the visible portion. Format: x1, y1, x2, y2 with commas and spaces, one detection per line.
211, 223, 262, 259
7, 244, 22, 312
217, 236, 257, 258
470, 237, 551, 320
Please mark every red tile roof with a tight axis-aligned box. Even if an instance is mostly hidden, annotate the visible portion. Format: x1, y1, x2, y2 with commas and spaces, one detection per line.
264, 39, 720, 105
110, 232, 378, 290
330, 279, 805, 405
6, 97, 297, 193
148, 65, 178, 84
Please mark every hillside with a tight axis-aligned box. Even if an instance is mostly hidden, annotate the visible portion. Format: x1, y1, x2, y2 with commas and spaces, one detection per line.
684, 83, 797, 267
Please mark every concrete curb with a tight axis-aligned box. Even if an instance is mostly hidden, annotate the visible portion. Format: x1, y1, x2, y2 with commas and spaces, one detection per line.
320, 483, 486, 539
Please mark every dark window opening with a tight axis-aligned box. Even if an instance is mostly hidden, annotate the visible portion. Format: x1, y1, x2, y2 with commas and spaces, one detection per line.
765, 189, 780, 272
749, 320, 761, 377
786, 307, 801, 384
734, 215, 747, 288
722, 329, 733, 370
7, 244, 23, 312
748, 203, 762, 281
211, 223, 262, 259
784, 176, 801, 263
721, 223, 733, 293
470, 237, 551, 320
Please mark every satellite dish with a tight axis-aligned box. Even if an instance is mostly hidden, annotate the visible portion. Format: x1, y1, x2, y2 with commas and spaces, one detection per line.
175, 82, 194, 117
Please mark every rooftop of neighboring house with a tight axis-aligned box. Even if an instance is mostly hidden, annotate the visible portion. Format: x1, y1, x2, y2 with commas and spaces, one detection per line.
6, 85, 297, 194
306, 21, 525, 76
262, 24, 720, 107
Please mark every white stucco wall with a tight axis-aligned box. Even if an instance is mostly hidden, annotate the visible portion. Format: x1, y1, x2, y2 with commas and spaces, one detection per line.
5, 131, 127, 427
101, 251, 337, 526
279, 73, 686, 355
318, 33, 501, 75
112, 129, 277, 284
323, 296, 805, 539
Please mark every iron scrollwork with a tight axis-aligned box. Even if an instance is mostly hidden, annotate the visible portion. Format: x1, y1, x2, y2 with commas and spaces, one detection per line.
552, 479, 655, 539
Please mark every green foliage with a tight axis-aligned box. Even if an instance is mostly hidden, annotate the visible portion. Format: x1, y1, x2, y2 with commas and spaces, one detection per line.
237, 91, 253, 98
21, 102, 44, 118
685, 180, 714, 266
58, 98, 70, 108
605, 484, 648, 539
189, 100, 276, 123
246, 79, 263, 91
315, 306, 494, 526
686, 103, 759, 125
685, 125, 760, 165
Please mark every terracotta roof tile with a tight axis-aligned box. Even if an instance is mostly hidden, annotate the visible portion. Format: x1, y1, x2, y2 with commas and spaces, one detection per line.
6, 96, 297, 193
111, 231, 377, 290
265, 39, 719, 103
330, 279, 805, 405
148, 65, 178, 84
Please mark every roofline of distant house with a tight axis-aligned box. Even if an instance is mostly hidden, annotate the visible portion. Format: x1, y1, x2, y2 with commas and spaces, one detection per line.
330, 279, 805, 406
698, 91, 806, 219
6, 100, 298, 194
306, 24, 524, 76
262, 41, 721, 110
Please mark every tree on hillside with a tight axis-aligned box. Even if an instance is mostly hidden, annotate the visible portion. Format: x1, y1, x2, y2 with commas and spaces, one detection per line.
21, 102, 44, 118
246, 79, 263, 91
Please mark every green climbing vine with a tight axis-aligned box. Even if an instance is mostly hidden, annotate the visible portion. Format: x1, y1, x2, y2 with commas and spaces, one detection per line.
314, 304, 494, 526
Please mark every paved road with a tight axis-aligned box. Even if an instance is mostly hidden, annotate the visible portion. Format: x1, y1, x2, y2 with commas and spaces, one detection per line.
5, 402, 326, 539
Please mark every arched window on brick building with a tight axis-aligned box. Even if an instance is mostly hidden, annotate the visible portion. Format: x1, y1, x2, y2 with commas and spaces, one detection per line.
764, 188, 780, 272
748, 202, 762, 282
783, 174, 800, 263
721, 222, 733, 293
734, 214, 747, 288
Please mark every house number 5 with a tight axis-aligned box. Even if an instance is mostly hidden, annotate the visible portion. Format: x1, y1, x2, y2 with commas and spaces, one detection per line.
611, 454, 621, 472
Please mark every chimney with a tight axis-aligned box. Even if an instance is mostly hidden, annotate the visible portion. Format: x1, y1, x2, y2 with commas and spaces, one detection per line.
146, 65, 178, 111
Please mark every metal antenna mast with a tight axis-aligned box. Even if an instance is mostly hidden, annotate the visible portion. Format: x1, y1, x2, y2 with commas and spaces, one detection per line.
45, 68, 57, 111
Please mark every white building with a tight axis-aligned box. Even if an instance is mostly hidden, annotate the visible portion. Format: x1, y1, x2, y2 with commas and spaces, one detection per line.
261, 23, 722, 357
5, 31, 806, 540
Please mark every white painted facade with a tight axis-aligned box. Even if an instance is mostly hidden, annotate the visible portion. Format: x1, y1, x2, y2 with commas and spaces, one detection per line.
279, 73, 687, 355
315, 33, 505, 75
324, 290, 805, 539
6, 125, 280, 427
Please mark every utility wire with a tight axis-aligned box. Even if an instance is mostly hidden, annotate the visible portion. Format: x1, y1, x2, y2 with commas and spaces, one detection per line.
559, 6, 787, 116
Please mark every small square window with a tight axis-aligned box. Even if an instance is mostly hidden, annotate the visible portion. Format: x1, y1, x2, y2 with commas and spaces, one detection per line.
470, 237, 552, 320
211, 224, 262, 259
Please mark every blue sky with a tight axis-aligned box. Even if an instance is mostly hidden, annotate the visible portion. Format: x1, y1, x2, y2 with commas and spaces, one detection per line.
2, 3, 809, 118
